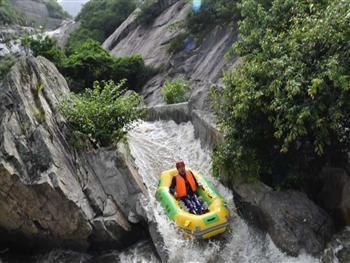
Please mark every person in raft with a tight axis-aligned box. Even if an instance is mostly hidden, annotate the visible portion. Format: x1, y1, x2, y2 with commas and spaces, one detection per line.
169, 161, 207, 214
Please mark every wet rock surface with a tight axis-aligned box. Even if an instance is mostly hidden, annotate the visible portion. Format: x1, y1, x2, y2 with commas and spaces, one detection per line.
313, 167, 350, 226
0, 56, 147, 254
233, 182, 335, 256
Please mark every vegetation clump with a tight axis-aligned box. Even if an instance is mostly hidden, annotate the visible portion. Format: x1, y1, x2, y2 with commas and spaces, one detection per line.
22, 35, 66, 67
186, 0, 238, 35
22, 36, 152, 93
161, 79, 191, 104
66, 0, 136, 50
137, 0, 160, 26
59, 80, 145, 146
213, 0, 350, 188
0, 54, 16, 80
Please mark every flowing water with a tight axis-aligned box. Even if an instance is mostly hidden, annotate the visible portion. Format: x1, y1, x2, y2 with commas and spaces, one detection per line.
126, 120, 320, 263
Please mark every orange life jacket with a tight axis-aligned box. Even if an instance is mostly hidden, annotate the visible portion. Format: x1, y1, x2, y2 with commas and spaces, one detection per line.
175, 171, 197, 198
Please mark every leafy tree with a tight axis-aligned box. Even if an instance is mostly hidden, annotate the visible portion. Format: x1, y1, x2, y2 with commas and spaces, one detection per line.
21, 35, 66, 67
62, 39, 150, 92
213, 0, 350, 187
186, 0, 238, 35
67, 0, 136, 49
137, 0, 160, 26
22, 36, 152, 93
65, 27, 105, 54
161, 79, 191, 104
59, 80, 145, 146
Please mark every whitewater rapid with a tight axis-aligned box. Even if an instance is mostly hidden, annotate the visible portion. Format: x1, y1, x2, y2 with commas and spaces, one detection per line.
127, 120, 319, 263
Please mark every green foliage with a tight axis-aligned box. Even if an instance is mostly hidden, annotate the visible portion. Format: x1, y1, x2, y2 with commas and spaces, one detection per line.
137, 0, 160, 26
167, 33, 189, 54
65, 27, 105, 54
186, 0, 238, 35
0, 54, 16, 80
59, 80, 145, 146
62, 39, 151, 92
0, 0, 25, 25
67, 0, 136, 49
161, 79, 191, 104
21, 35, 66, 67
213, 0, 350, 186
44, 0, 71, 19
21, 36, 152, 93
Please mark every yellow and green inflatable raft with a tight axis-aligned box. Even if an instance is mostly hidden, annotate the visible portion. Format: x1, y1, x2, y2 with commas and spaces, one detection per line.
155, 168, 229, 239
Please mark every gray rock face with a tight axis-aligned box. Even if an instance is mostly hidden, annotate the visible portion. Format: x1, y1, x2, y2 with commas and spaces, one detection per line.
314, 167, 350, 226
104, 1, 190, 69
233, 182, 335, 256
0, 26, 34, 58
158, 0, 180, 10
85, 144, 147, 223
13, 0, 64, 30
103, 0, 237, 111
0, 56, 147, 253
192, 110, 222, 150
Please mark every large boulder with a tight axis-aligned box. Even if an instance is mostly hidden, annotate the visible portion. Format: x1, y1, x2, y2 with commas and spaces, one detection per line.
12, 0, 66, 30
0, 56, 147, 253
314, 167, 350, 226
233, 182, 335, 256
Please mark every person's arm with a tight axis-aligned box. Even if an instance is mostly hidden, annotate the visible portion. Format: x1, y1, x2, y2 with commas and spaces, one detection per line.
189, 170, 199, 187
169, 177, 176, 195
190, 170, 204, 190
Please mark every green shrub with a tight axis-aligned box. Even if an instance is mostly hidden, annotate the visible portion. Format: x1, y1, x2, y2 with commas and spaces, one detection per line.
0, 54, 16, 80
21, 35, 66, 67
62, 39, 151, 92
65, 27, 105, 54
186, 0, 238, 35
161, 79, 191, 104
167, 33, 189, 54
59, 80, 145, 146
213, 0, 350, 187
21, 36, 153, 93
137, 0, 160, 26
